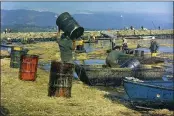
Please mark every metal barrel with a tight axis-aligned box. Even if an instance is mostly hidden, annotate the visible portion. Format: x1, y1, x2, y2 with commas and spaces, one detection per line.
134, 50, 144, 57
48, 61, 74, 97
120, 59, 140, 69
10, 46, 26, 68
56, 12, 84, 40
19, 55, 39, 81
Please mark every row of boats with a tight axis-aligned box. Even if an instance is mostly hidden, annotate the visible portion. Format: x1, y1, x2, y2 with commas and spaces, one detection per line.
74, 58, 174, 109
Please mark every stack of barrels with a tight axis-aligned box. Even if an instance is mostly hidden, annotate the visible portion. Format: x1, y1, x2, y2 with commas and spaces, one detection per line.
10, 46, 39, 81
9, 12, 84, 98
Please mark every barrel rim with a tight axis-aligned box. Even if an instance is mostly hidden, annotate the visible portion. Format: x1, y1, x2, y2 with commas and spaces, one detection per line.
70, 26, 84, 39
11, 46, 23, 51
21, 54, 39, 58
51, 60, 74, 66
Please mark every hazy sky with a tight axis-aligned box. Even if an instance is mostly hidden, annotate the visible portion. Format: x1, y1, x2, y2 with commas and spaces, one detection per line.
1, 2, 173, 14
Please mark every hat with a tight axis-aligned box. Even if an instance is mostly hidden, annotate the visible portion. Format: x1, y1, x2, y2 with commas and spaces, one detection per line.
151, 37, 155, 39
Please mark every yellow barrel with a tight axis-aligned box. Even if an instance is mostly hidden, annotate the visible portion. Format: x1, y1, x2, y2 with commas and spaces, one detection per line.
13, 46, 23, 51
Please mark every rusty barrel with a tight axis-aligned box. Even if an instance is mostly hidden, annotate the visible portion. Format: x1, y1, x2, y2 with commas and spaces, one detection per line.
19, 55, 39, 81
10, 46, 26, 68
48, 61, 74, 98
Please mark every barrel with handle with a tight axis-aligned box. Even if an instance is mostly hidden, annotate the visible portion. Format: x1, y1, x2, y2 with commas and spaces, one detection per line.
120, 58, 140, 69
19, 55, 39, 81
10, 46, 26, 68
48, 61, 74, 97
56, 12, 84, 40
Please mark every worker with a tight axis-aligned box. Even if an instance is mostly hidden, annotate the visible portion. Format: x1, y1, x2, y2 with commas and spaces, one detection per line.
22, 37, 28, 44
106, 47, 126, 68
5, 29, 8, 34
92, 35, 96, 41
149, 37, 159, 57
7, 37, 12, 44
57, 28, 73, 63
122, 38, 128, 53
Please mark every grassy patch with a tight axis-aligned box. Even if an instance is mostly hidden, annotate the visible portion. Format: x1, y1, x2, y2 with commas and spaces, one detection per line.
1, 58, 142, 116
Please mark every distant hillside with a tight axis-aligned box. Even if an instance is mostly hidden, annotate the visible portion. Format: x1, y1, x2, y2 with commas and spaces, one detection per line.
1, 9, 173, 32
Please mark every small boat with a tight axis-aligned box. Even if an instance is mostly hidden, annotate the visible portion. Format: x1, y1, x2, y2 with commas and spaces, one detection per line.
123, 77, 174, 109
75, 64, 165, 87
83, 40, 98, 43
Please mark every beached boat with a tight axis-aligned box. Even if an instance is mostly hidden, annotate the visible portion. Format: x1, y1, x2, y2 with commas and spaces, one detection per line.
123, 77, 174, 109
83, 40, 98, 43
75, 64, 165, 86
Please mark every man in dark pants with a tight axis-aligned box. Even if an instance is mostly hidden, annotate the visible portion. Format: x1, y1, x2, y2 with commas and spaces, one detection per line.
106, 47, 126, 67
149, 37, 159, 57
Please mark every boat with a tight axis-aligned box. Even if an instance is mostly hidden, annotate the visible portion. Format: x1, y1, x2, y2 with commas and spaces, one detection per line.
83, 40, 98, 43
123, 77, 174, 109
75, 64, 165, 87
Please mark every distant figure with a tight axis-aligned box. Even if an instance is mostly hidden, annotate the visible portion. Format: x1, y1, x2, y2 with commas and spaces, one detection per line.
8, 29, 11, 33
92, 34, 96, 41
130, 26, 133, 30
158, 26, 161, 30
5, 29, 8, 33
111, 38, 116, 50
149, 37, 159, 57
141, 26, 144, 30
7, 37, 12, 44
122, 38, 128, 52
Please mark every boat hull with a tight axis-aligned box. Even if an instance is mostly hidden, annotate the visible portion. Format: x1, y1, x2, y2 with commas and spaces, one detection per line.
123, 78, 174, 109
75, 64, 165, 87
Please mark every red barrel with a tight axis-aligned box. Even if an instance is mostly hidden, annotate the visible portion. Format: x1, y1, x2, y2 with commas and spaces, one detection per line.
19, 55, 39, 81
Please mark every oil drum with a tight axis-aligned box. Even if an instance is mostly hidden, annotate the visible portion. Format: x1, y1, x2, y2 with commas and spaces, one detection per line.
19, 55, 39, 81
10, 46, 26, 68
134, 50, 144, 57
120, 58, 140, 69
56, 12, 84, 40
48, 61, 74, 97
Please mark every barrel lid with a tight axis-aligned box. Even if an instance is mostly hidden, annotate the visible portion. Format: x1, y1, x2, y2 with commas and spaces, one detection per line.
12, 46, 23, 51
51, 60, 74, 66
